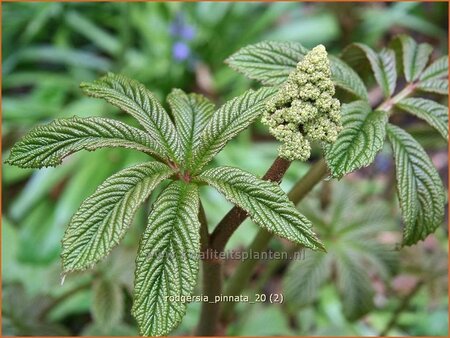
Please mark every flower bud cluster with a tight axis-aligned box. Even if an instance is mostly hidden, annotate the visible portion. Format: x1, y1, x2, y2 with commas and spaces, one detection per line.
262, 45, 342, 161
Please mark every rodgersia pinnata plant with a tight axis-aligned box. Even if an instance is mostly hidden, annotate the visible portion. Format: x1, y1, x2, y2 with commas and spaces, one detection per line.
6, 35, 448, 336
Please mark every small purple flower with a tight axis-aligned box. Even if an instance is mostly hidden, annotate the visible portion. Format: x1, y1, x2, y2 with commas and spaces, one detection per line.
169, 13, 195, 41
172, 42, 190, 61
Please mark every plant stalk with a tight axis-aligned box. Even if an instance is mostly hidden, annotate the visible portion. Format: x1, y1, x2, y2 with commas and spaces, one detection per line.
196, 260, 223, 336
199, 201, 209, 253
197, 201, 223, 336
220, 229, 273, 320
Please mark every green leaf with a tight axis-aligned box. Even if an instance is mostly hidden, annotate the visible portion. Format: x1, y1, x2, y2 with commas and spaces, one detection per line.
328, 55, 369, 101
6, 117, 165, 168
92, 278, 124, 328
197, 166, 324, 250
342, 44, 397, 98
132, 181, 200, 336
325, 101, 388, 178
190, 87, 276, 173
167, 89, 215, 166
81, 73, 180, 162
284, 251, 330, 309
420, 55, 448, 82
417, 78, 449, 95
225, 41, 309, 86
335, 249, 374, 320
61, 162, 174, 273
226, 41, 368, 101
386, 124, 446, 245
391, 35, 433, 82
396, 98, 448, 140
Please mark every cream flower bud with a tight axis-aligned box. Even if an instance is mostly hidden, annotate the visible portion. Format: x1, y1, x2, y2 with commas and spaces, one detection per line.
279, 133, 311, 161
262, 44, 342, 161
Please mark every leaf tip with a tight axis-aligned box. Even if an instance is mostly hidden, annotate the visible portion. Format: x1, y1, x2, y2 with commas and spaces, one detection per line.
313, 237, 327, 252
4, 150, 49, 169
4, 157, 13, 166
224, 56, 232, 65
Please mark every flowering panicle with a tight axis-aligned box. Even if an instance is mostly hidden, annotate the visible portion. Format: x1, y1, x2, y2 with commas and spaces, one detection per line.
262, 45, 342, 161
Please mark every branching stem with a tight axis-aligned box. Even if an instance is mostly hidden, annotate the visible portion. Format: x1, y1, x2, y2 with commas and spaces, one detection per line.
196, 260, 223, 336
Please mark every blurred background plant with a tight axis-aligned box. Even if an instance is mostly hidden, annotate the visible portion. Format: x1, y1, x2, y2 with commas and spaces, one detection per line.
2, 1, 448, 336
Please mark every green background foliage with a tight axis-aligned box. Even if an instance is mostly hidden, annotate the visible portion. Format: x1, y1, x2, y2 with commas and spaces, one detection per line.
2, 1, 448, 336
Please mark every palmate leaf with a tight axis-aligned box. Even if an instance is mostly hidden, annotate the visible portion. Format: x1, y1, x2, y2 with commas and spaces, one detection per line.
347, 241, 398, 281
337, 201, 399, 279
226, 41, 368, 101
325, 101, 388, 178
6, 117, 164, 168
132, 181, 200, 337
396, 98, 448, 140
391, 35, 433, 82
284, 182, 397, 320
190, 87, 276, 173
197, 166, 324, 250
61, 162, 174, 273
335, 249, 374, 320
81, 73, 181, 162
167, 89, 215, 166
342, 43, 397, 98
387, 124, 446, 245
